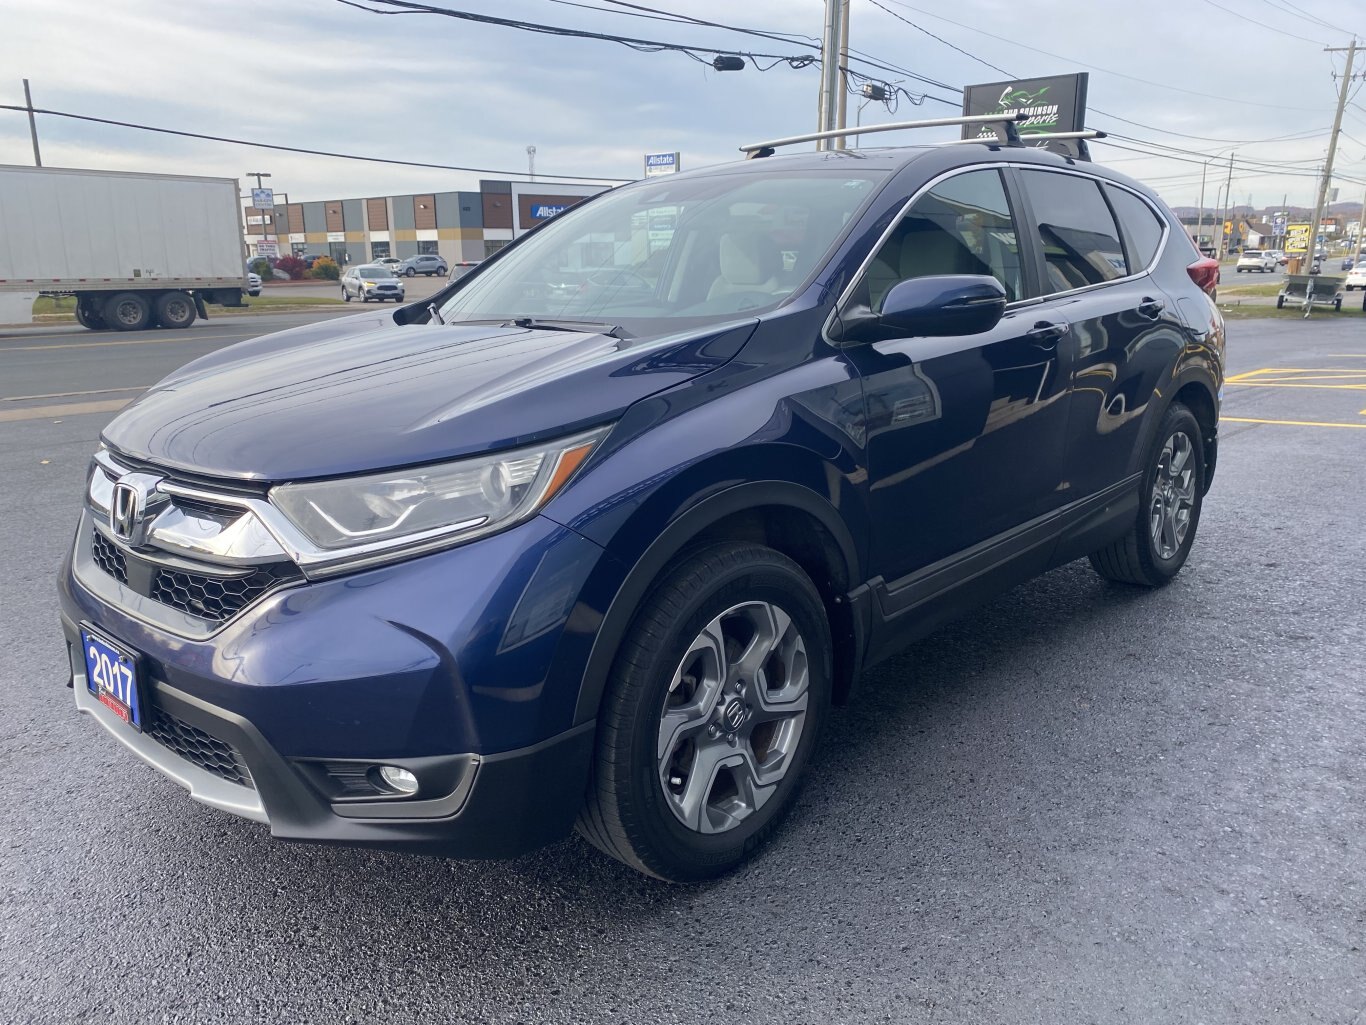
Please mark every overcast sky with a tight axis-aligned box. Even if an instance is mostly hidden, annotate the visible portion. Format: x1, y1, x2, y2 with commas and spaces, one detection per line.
2, 0, 1364, 214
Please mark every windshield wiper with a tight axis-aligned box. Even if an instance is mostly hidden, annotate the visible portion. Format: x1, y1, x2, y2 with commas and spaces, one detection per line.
504, 317, 628, 339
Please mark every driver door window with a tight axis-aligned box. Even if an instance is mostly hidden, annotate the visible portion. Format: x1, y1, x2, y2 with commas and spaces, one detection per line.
862, 169, 1024, 312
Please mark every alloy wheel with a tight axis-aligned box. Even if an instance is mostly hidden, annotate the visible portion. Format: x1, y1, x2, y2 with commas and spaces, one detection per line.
1149, 430, 1196, 560
656, 601, 809, 835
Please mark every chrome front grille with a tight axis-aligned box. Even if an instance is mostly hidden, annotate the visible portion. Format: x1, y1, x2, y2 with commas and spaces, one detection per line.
84, 453, 301, 629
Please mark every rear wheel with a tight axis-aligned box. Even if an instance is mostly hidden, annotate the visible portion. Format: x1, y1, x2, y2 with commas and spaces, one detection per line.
102, 292, 152, 331
1089, 402, 1205, 587
153, 291, 196, 329
577, 542, 832, 881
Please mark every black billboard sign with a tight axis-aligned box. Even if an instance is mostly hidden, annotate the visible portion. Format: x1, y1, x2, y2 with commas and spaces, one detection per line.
961, 73, 1090, 143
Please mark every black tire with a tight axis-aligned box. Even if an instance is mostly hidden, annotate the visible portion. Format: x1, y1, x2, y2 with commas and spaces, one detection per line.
1276, 295, 1285, 309
153, 291, 196, 329
1089, 402, 1205, 588
577, 541, 833, 882
405, 267, 416, 277
74, 297, 107, 331
1334, 298, 1342, 311
342, 287, 351, 302
102, 292, 152, 331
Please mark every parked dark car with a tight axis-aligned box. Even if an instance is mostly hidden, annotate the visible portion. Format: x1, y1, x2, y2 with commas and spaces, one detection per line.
60, 131, 1223, 882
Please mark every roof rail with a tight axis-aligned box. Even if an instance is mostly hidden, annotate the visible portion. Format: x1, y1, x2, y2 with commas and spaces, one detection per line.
740, 113, 1023, 158
936, 128, 1107, 161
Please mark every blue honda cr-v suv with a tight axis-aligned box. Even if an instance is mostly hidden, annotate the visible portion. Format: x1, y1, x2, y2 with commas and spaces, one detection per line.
60, 125, 1224, 881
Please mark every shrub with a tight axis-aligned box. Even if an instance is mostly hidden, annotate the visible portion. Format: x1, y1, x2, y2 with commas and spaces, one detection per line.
248, 257, 272, 278
275, 255, 307, 280
307, 256, 340, 280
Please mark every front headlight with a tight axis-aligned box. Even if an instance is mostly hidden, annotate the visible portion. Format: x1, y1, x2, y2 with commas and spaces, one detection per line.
269, 427, 609, 555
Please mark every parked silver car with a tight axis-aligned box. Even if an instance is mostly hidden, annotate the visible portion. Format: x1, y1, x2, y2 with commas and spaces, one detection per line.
397, 254, 448, 277
341, 264, 405, 303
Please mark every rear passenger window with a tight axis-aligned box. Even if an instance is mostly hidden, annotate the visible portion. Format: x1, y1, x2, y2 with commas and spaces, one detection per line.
1104, 185, 1166, 272
861, 168, 1025, 311
1018, 170, 1126, 291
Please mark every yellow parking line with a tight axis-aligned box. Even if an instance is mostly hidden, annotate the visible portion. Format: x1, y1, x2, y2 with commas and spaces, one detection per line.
2, 385, 148, 402
1222, 416, 1366, 430
0, 398, 132, 423
0, 329, 252, 353
1225, 382, 1366, 391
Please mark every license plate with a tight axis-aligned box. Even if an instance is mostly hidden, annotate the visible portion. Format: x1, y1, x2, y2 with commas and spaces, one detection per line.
81, 627, 144, 730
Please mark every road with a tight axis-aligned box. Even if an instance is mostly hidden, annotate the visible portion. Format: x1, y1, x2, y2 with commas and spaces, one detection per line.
260, 275, 450, 302
2, 314, 1364, 1023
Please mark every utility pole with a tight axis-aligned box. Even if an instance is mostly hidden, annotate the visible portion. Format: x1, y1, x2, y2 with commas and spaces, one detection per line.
22, 79, 41, 167
817, 0, 847, 151
1217, 152, 1235, 260
1196, 159, 1209, 254
834, 0, 850, 149
526, 145, 536, 182
1305, 38, 1358, 276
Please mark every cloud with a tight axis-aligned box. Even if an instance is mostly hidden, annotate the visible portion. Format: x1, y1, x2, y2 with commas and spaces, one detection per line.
1, 0, 1363, 211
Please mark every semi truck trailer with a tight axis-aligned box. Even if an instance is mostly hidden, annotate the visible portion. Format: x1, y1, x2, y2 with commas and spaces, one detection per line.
0, 164, 249, 330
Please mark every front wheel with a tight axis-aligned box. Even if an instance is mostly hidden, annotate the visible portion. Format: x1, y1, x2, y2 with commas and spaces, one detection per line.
1089, 403, 1205, 587
577, 542, 832, 881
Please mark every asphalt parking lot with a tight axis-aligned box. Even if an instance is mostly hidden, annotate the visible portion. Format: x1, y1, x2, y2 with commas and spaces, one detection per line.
2, 312, 1364, 1024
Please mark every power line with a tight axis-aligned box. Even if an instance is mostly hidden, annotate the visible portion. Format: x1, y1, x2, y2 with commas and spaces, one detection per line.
0, 104, 635, 182
332, 0, 816, 68
1255, 0, 1341, 32
873, 0, 1334, 111
1196, 0, 1331, 44
864, 0, 1012, 77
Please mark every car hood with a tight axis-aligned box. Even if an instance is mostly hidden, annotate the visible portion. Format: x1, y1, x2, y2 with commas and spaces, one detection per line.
102, 312, 755, 481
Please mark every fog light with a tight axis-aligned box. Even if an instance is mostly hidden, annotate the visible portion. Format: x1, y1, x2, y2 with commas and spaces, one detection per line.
376, 765, 419, 795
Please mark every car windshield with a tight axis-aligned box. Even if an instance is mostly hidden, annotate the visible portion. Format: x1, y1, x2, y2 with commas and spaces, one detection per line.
437, 167, 890, 332
356, 267, 390, 279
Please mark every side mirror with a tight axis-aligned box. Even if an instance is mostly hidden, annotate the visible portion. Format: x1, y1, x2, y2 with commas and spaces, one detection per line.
878, 275, 1008, 337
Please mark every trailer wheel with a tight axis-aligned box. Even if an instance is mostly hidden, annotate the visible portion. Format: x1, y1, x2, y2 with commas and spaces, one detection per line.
74, 297, 107, 331
103, 292, 152, 331
1276, 295, 1285, 309
153, 291, 196, 329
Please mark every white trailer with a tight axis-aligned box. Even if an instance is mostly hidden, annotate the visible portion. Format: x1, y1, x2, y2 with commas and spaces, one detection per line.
0, 164, 249, 330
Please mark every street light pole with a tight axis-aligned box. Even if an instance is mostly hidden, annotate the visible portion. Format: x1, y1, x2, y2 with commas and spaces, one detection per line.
22, 79, 41, 167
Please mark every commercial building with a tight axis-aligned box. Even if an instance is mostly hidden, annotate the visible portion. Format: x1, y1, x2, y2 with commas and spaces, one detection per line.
244, 178, 612, 266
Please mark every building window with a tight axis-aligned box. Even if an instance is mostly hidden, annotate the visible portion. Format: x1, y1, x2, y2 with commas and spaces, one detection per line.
291, 243, 307, 257
371, 242, 391, 259
418, 240, 440, 255
483, 239, 509, 258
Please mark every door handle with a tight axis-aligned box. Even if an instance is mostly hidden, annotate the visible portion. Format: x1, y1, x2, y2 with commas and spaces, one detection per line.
1137, 296, 1166, 319
1027, 320, 1069, 349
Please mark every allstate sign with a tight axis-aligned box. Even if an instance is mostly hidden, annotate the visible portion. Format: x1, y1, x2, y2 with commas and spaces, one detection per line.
644, 152, 681, 177
530, 204, 569, 219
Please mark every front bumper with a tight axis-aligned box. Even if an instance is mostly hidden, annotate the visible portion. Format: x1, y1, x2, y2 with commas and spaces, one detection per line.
59, 511, 623, 856
63, 639, 595, 856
